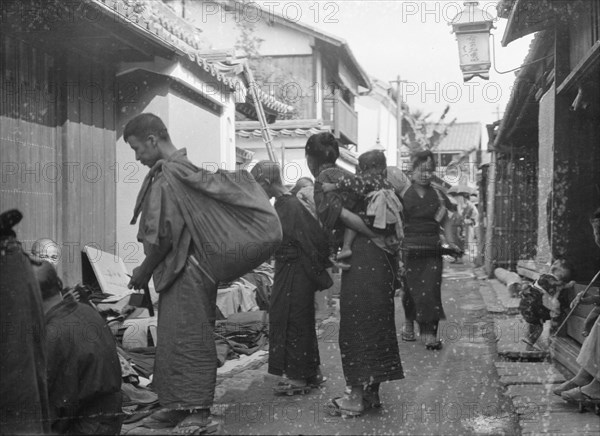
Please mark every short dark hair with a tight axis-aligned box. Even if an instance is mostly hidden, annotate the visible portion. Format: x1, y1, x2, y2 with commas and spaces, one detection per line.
358, 150, 387, 173
123, 113, 170, 143
411, 150, 436, 170
251, 160, 283, 185
591, 207, 600, 222
31, 261, 63, 300
305, 132, 340, 165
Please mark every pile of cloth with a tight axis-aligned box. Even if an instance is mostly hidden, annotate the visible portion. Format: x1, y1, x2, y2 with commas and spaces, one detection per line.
216, 262, 274, 318
214, 311, 269, 367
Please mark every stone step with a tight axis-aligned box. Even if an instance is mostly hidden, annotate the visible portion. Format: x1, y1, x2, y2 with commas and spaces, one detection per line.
493, 316, 551, 361
504, 384, 600, 435
488, 279, 521, 315
495, 362, 566, 386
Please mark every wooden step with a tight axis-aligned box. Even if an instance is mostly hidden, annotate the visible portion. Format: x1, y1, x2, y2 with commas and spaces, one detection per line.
550, 336, 581, 376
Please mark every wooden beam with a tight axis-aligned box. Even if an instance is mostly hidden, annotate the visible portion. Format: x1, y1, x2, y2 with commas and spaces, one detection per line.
557, 40, 600, 95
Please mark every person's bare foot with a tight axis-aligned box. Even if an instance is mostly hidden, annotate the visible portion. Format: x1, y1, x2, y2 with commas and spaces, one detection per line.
336, 248, 352, 260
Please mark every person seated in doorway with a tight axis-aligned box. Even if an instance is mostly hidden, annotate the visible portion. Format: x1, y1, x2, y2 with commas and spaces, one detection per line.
553, 207, 600, 404
32, 260, 123, 435
518, 259, 575, 351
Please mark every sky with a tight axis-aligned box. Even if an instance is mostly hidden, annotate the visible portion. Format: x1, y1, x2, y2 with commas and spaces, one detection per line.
256, 0, 534, 145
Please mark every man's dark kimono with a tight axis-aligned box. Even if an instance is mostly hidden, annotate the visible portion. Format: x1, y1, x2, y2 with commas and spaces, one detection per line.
0, 236, 49, 434
45, 298, 122, 434
269, 193, 332, 380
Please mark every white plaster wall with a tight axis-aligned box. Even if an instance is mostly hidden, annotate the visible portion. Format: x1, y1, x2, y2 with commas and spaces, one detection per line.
356, 95, 398, 167
167, 92, 223, 169
237, 136, 313, 183
183, 0, 313, 56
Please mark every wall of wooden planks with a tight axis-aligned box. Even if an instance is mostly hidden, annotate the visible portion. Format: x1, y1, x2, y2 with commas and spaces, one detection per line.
1, 33, 117, 285
1, 34, 58, 253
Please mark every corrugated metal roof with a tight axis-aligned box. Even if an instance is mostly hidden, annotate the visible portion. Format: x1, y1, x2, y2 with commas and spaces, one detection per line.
433, 122, 482, 152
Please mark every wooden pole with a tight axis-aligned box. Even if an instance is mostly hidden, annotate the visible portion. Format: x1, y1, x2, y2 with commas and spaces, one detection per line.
390, 75, 407, 169
244, 65, 278, 163
484, 148, 497, 277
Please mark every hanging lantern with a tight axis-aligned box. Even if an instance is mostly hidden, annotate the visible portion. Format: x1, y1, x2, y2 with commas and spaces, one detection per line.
450, 1, 494, 81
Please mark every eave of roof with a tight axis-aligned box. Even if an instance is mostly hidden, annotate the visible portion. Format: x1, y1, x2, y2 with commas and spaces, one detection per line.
236, 120, 331, 139
494, 31, 554, 149
93, 0, 293, 115
501, 0, 556, 47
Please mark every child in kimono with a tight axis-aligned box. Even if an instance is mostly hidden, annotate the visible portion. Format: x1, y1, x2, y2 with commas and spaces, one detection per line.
519, 259, 575, 351
321, 150, 403, 270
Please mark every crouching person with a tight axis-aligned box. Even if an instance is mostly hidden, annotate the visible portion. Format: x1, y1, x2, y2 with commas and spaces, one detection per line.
32, 261, 123, 434
518, 260, 574, 351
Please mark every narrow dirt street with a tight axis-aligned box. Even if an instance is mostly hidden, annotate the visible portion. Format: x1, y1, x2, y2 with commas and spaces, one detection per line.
214, 262, 519, 435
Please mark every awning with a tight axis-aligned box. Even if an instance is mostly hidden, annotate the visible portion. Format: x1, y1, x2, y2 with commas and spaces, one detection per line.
501, 0, 556, 47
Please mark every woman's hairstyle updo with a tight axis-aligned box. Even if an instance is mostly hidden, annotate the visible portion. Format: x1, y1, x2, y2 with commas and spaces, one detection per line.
410, 149, 436, 171
305, 132, 340, 165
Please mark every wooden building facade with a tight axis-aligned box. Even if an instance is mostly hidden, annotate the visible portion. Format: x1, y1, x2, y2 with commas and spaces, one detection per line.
493, 0, 600, 371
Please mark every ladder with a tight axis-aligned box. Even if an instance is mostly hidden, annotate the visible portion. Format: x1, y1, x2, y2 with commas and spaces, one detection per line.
242, 64, 278, 163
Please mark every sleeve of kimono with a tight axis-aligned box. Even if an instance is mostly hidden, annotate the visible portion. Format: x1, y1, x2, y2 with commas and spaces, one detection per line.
284, 198, 332, 271
335, 174, 367, 196
314, 173, 344, 231
138, 176, 184, 250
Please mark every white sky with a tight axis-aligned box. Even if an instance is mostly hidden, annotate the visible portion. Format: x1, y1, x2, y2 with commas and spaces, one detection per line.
256, 0, 534, 143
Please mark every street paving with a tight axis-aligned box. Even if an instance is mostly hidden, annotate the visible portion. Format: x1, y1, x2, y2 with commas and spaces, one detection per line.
213, 263, 520, 435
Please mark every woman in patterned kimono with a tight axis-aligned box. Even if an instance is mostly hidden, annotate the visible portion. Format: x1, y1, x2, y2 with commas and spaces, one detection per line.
401, 150, 461, 350
305, 132, 404, 417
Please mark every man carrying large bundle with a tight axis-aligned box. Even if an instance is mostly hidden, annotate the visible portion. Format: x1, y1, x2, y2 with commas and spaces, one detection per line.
125, 113, 281, 434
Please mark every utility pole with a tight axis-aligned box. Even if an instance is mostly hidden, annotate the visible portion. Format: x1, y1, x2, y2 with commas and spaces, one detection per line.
390, 75, 408, 169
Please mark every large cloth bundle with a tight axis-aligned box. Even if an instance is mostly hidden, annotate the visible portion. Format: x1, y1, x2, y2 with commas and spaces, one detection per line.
134, 154, 283, 283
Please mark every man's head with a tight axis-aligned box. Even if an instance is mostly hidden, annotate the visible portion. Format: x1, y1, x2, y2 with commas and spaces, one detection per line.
31, 260, 63, 301
31, 238, 60, 266
123, 113, 172, 168
251, 161, 284, 199
358, 150, 387, 176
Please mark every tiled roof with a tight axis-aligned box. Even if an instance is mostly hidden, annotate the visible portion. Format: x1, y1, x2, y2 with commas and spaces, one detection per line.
433, 122, 482, 152
237, 126, 330, 139
93, 0, 293, 114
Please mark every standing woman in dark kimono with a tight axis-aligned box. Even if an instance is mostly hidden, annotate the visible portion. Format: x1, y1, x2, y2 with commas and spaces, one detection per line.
251, 161, 333, 394
401, 150, 461, 350
305, 133, 404, 417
